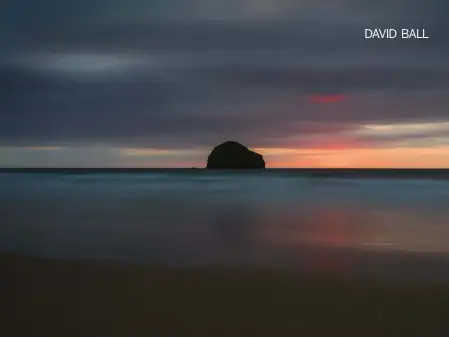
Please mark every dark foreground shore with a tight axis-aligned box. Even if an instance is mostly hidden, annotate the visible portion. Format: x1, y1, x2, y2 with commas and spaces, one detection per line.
2, 253, 449, 337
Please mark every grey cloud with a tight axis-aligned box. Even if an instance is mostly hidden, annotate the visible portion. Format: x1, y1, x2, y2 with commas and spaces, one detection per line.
2, 61, 449, 149
1, 0, 448, 151
1, 0, 447, 54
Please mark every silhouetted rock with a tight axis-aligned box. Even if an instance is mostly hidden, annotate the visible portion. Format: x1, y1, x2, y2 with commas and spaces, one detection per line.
206, 141, 265, 169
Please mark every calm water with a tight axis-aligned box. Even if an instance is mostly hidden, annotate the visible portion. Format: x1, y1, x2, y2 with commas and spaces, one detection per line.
2, 169, 449, 281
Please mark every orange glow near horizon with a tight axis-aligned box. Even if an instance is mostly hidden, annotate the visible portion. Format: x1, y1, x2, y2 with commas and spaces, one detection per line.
256, 146, 449, 168
2, 143, 449, 168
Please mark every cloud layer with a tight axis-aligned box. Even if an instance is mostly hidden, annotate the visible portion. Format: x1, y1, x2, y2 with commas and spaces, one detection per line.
1, 0, 448, 166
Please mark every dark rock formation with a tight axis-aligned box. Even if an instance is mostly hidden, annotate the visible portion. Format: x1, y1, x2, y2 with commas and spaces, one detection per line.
206, 141, 265, 169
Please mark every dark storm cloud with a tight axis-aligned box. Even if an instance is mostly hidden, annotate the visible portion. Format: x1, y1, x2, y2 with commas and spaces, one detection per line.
1, 0, 448, 149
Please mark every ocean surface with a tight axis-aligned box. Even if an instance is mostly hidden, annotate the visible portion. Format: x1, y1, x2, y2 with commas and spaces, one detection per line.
2, 168, 449, 282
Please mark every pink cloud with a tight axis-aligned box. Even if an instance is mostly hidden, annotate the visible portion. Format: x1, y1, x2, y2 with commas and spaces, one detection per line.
309, 94, 349, 104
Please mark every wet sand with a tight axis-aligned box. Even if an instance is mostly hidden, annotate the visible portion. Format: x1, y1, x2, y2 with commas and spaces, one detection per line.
2, 252, 449, 337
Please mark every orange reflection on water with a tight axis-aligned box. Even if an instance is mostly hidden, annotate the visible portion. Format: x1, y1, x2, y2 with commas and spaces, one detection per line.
256, 204, 367, 274
258, 203, 449, 257
301, 206, 361, 248
258, 204, 363, 248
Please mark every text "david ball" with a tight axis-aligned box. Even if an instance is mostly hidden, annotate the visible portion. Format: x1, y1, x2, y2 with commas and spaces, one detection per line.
365, 29, 429, 39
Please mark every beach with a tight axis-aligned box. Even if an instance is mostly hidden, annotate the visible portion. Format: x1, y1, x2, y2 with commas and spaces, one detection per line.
2, 252, 449, 337
2, 170, 449, 336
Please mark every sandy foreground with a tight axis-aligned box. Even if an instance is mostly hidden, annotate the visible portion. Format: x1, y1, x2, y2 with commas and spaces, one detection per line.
2, 252, 449, 337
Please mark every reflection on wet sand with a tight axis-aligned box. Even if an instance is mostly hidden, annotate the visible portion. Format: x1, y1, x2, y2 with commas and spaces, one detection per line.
2, 192, 449, 280
179, 202, 449, 279
256, 203, 449, 254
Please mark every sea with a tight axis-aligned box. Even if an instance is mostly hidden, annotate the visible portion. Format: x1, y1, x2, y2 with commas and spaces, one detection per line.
2, 168, 449, 282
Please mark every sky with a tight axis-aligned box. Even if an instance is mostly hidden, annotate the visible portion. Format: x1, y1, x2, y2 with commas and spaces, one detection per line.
1, 0, 448, 167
